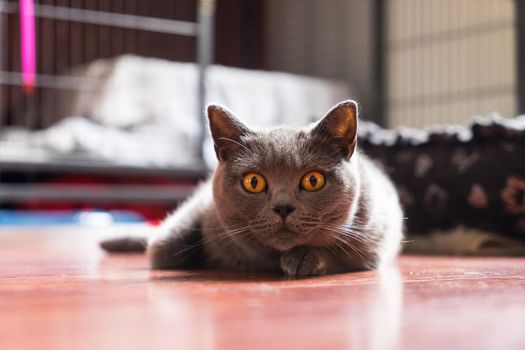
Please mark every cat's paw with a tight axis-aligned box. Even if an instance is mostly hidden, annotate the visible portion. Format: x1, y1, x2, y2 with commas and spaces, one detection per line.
280, 247, 327, 277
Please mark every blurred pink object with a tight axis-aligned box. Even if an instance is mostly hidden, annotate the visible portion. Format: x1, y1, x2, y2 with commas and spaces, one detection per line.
20, 0, 36, 93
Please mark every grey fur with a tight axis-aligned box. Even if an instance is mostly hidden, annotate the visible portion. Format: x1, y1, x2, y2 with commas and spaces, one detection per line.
101, 100, 403, 276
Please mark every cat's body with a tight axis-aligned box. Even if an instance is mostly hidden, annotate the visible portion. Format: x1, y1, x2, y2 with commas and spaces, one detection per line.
101, 101, 403, 276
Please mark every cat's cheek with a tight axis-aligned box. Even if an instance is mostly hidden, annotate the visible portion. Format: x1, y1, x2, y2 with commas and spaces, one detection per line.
229, 195, 270, 225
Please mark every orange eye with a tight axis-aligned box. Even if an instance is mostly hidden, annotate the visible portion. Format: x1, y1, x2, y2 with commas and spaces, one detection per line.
242, 173, 267, 193
301, 171, 325, 192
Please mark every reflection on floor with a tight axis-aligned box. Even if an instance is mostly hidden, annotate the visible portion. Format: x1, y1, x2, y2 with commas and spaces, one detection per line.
1, 228, 524, 350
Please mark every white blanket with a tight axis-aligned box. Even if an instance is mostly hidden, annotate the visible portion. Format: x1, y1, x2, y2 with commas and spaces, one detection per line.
0, 55, 353, 169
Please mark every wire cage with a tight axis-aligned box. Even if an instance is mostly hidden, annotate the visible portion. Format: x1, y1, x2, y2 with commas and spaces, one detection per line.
0, 0, 215, 208
384, 0, 520, 129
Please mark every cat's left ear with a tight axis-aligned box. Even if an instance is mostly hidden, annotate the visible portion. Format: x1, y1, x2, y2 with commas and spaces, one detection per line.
207, 104, 252, 161
312, 100, 358, 159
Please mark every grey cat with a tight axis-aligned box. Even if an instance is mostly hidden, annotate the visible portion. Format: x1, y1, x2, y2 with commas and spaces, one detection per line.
101, 100, 403, 276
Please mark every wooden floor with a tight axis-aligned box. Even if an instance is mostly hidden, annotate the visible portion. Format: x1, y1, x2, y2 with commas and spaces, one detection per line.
1, 228, 525, 350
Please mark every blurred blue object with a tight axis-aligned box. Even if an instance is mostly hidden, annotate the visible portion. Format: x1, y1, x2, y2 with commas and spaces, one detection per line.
0, 210, 145, 226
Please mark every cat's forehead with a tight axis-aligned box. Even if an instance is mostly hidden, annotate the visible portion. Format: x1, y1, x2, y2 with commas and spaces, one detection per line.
231, 126, 333, 172
258, 127, 309, 150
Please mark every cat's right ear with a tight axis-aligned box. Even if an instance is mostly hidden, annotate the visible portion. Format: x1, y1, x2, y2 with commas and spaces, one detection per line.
207, 105, 251, 161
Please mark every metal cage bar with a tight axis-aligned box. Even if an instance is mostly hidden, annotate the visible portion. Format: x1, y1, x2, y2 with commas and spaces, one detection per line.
197, 0, 215, 159
517, 0, 525, 115
373, 0, 386, 126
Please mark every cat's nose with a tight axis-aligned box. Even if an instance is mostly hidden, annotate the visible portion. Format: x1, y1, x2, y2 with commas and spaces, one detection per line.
272, 205, 295, 220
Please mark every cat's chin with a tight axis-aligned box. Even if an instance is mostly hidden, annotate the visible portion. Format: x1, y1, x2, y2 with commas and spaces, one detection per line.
266, 229, 304, 252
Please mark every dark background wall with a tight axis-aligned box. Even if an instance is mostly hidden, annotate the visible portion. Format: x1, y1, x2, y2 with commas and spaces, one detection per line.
262, 0, 380, 122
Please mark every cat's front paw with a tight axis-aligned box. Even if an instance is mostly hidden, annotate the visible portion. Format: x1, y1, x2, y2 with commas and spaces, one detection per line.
280, 247, 327, 277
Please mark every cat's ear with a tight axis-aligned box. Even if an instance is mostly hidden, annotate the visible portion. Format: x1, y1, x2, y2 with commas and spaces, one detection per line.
311, 100, 358, 159
207, 104, 252, 161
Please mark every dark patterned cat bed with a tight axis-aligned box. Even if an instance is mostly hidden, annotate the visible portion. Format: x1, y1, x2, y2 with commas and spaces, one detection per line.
359, 114, 525, 243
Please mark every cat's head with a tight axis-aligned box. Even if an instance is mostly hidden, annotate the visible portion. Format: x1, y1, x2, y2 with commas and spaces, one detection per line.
208, 101, 359, 251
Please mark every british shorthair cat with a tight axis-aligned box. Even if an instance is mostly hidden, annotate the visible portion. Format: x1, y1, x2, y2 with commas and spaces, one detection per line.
101, 100, 403, 276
